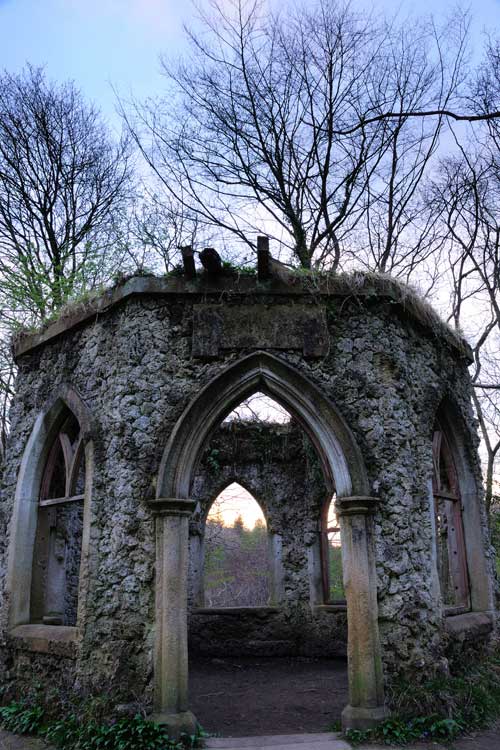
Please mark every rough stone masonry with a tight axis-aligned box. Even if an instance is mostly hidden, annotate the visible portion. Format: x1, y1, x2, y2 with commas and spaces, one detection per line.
0, 263, 496, 731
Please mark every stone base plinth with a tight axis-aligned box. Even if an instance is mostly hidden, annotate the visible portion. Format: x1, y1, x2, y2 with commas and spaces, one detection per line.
341, 704, 390, 731
149, 710, 198, 739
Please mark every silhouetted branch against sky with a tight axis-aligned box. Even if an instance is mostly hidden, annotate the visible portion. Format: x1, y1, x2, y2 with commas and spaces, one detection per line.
0, 0, 500, 503
121, 0, 498, 271
329, 108, 500, 136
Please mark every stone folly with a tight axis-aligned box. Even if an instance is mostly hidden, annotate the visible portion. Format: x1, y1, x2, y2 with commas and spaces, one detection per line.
0, 266, 496, 733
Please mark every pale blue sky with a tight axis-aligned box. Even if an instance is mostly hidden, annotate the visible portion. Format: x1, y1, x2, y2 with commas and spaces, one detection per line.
0, 0, 498, 132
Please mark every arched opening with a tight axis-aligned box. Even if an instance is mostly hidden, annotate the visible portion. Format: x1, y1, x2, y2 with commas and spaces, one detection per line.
5, 387, 93, 632
151, 352, 386, 726
151, 352, 387, 727
431, 401, 493, 617
204, 482, 271, 608
158, 352, 367, 500
187, 387, 350, 734
30, 408, 86, 625
432, 425, 470, 612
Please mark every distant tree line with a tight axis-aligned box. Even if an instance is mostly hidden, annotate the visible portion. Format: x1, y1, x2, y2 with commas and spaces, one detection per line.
204, 515, 270, 607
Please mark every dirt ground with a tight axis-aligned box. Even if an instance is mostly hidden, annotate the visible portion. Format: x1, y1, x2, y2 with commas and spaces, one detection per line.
189, 655, 349, 737
449, 722, 500, 750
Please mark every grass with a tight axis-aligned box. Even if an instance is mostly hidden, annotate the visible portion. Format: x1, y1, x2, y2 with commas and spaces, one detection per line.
3, 648, 500, 747
340, 647, 500, 745
12, 267, 468, 364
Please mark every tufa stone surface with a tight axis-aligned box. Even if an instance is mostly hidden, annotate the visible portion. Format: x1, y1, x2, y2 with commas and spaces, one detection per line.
0, 274, 495, 710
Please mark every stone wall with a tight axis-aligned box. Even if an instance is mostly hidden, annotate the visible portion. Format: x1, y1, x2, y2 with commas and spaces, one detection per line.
188, 421, 348, 657
0, 272, 495, 706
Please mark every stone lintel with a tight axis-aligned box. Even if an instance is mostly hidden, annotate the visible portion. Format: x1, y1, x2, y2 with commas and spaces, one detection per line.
336, 495, 378, 517
12, 272, 473, 362
148, 497, 197, 516
192, 304, 329, 358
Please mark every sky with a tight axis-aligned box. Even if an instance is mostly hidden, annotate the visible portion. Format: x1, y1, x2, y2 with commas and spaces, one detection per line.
1, 0, 498, 522
207, 482, 266, 529
0, 0, 499, 135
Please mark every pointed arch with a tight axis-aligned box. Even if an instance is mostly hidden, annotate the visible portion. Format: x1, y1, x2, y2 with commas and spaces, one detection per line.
203, 481, 271, 608
431, 397, 494, 614
206, 480, 267, 528
434, 396, 479, 501
158, 351, 368, 500
6, 385, 94, 629
202, 476, 268, 523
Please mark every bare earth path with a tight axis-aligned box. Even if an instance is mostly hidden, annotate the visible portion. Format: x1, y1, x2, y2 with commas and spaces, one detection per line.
0, 731, 47, 750
190, 656, 349, 736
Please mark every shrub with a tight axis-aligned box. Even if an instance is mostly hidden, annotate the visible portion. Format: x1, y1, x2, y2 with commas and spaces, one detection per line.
0, 701, 202, 750
43, 713, 181, 750
343, 649, 500, 745
0, 702, 45, 734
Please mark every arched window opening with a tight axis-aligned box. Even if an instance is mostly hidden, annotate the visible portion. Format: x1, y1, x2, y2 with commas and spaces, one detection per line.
432, 426, 470, 613
321, 496, 345, 603
204, 482, 271, 607
30, 410, 85, 625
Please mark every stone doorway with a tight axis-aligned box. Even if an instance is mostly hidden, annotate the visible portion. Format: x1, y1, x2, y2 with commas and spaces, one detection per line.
153, 352, 387, 733
187, 393, 348, 735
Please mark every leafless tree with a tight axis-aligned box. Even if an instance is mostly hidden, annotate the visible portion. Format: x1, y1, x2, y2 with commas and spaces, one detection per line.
224, 392, 291, 423
430, 143, 500, 516
0, 65, 133, 325
125, 0, 475, 270
115, 191, 201, 274
353, 14, 470, 288
473, 37, 500, 152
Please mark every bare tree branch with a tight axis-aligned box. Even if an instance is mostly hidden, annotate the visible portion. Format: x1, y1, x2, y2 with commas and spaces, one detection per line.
0, 65, 133, 325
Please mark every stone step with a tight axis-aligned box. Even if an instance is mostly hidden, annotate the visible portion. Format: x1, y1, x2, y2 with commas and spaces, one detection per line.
205, 733, 350, 750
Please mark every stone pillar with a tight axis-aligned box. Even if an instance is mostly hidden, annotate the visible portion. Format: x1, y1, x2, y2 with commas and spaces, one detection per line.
336, 495, 389, 730
148, 497, 197, 737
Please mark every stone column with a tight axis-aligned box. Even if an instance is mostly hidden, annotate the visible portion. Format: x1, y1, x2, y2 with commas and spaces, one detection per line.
336, 495, 389, 731
148, 497, 197, 737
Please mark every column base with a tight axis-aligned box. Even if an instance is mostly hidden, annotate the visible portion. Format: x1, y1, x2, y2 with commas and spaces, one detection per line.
341, 704, 390, 731
149, 710, 197, 739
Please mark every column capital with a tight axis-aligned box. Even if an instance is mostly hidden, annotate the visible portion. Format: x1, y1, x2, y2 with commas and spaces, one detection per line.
335, 495, 379, 517
148, 497, 197, 516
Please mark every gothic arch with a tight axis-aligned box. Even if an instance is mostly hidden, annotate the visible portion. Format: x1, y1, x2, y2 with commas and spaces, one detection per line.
200, 477, 269, 521
432, 397, 494, 614
158, 351, 369, 501
152, 352, 387, 732
5, 385, 94, 629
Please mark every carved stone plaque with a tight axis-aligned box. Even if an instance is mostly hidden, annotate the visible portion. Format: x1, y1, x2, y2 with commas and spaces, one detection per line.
192, 304, 328, 358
